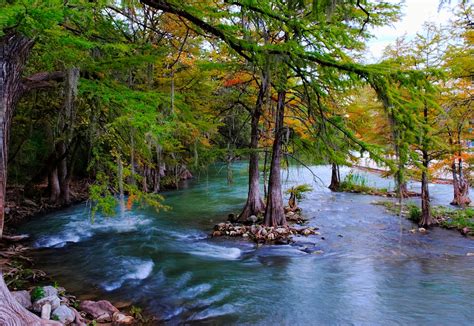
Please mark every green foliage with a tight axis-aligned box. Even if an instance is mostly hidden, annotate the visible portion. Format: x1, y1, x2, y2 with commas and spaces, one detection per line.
408, 205, 422, 223
285, 184, 313, 200
31, 286, 45, 301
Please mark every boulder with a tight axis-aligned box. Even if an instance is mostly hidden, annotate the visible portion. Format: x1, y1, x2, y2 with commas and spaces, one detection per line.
79, 300, 119, 321
418, 227, 427, 233
247, 215, 258, 223
33, 295, 61, 312
41, 303, 52, 320
11, 290, 32, 310
43, 285, 59, 297
52, 304, 75, 325
112, 312, 134, 325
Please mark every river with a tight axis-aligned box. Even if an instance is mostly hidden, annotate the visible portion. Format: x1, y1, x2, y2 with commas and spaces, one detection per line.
18, 163, 474, 325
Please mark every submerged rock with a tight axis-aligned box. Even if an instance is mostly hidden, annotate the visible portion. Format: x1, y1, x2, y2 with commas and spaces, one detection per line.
418, 227, 427, 233
11, 290, 32, 310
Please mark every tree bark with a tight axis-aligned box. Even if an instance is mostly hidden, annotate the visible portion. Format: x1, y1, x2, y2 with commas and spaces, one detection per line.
48, 168, 61, 203
264, 90, 287, 227
329, 163, 340, 191
450, 158, 471, 207
58, 68, 79, 205
238, 71, 269, 221
0, 273, 61, 325
0, 33, 34, 238
420, 152, 432, 227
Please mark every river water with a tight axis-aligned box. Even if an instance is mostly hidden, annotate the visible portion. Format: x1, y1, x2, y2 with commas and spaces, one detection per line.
18, 163, 474, 325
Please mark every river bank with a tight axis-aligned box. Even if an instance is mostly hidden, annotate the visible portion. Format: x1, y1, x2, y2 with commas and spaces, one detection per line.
0, 234, 152, 325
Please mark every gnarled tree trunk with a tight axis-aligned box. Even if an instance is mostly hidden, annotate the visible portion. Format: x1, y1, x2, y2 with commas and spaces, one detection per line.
264, 90, 287, 227
0, 33, 62, 326
0, 273, 61, 325
0, 33, 34, 238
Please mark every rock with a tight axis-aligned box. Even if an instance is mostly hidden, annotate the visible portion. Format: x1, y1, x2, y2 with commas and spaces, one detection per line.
41, 303, 52, 320
461, 227, 471, 235
33, 295, 61, 312
52, 304, 75, 325
467, 252, 474, 256
302, 228, 312, 236
229, 231, 237, 236
286, 211, 295, 217
113, 312, 135, 325
275, 227, 287, 234
418, 227, 427, 233
267, 233, 275, 240
212, 231, 222, 237
260, 228, 268, 237
79, 300, 119, 321
250, 225, 258, 234
409, 229, 417, 234
242, 233, 249, 238
11, 290, 32, 310
70, 307, 87, 326
247, 215, 258, 223
43, 285, 59, 297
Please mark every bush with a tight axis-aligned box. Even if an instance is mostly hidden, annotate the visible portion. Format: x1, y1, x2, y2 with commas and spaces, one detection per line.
408, 205, 421, 223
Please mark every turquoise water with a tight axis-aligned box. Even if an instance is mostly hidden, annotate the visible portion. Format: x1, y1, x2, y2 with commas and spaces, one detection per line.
19, 163, 474, 325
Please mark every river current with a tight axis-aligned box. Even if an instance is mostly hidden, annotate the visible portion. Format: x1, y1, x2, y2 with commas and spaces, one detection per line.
18, 163, 474, 325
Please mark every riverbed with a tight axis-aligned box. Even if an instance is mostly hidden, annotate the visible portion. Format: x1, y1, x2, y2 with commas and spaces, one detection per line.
18, 163, 474, 325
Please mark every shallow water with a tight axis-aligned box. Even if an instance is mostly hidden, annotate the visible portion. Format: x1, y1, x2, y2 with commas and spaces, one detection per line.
19, 163, 474, 325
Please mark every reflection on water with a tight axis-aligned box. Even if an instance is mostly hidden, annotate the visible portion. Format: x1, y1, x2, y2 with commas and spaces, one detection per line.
19, 163, 474, 325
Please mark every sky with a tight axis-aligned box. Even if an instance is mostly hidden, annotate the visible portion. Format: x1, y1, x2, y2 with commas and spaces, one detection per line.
367, 0, 456, 61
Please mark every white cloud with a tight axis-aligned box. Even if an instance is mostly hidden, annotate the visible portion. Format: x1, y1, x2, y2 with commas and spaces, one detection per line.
366, 0, 455, 62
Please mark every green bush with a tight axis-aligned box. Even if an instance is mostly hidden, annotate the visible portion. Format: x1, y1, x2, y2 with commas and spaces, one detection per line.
31, 286, 45, 301
408, 205, 421, 223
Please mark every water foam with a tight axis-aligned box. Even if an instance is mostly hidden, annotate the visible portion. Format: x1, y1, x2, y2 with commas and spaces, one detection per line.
34, 213, 151, 248
188, 243, 241, 260
102, 257, 154, 291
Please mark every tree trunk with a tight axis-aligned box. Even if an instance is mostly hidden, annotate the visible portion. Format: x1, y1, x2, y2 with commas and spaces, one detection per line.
451, 159, 471, 207
238, 71, 269, 221
48, 168, 60, 203
0, 33, 34, 238
264, 90, 287, 227
0, 33, 61, 326
0, 273, 61, 325
329, 163, 340, 191
288, 192, 297, 211
420, 152, 432, 227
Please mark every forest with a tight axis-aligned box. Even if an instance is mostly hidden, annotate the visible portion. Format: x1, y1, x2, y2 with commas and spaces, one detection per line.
0, 0, 473, 325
